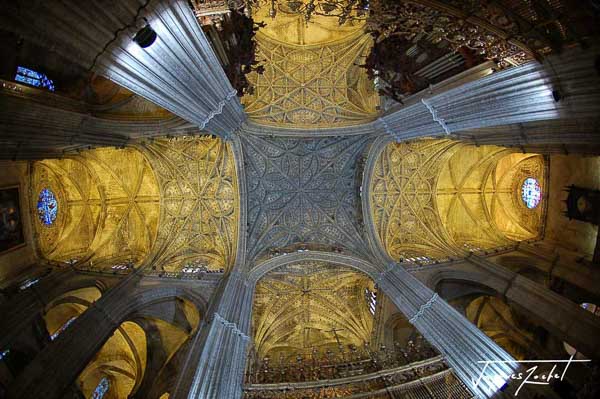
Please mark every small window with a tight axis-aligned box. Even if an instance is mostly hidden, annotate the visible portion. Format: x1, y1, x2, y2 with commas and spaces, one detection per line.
19, 278, 40, 290
50, 317, 76, 340
14, 66, 55, 91
92, 377, 110, 399
521, 178, 542, 209
365, 288, 377, 315
37, 188, 58, 226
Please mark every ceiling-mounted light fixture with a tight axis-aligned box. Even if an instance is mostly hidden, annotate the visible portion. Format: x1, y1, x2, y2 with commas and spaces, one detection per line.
133, 19, 157, 48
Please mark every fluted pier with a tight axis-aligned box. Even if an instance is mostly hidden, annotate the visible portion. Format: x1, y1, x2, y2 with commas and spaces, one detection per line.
380, 47, 600, 147
377, 263, 518, 398
1, 0, 245, 138
173, 272, 253, 399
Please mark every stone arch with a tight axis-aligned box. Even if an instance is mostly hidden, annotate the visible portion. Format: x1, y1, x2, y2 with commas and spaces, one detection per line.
72, 285, 208, 399
249, 251, 382, 284
424, 265, 599, 359
360, 135, 396, 265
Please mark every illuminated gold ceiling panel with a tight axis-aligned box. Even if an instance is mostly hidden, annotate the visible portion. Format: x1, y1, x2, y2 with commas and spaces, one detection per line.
370, 140, 545, 260
252, 261, 374, 361
243, 4, 379, 128
142, 137, 239, 272
251, 3, 365, 45
32, 148, 160, 266
31, 137, 239, 272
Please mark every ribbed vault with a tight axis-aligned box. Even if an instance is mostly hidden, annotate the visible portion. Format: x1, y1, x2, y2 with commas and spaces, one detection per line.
242, 2, 379, 128
31, 137, 239, 272
141, 137, 239, 272
242, 135, 370, 262
369, 139, 546, 260
252, 261, 375, 361
31, 148, 160, 267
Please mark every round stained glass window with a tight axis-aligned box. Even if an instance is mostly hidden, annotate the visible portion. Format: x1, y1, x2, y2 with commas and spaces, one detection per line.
521, 178, 541, 209
37, 188, 58, 225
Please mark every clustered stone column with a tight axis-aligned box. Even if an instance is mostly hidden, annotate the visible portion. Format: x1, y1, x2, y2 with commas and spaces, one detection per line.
0, 89, 194, 159
379, 46, 600, 148
172, 272, 253, 399
376, 262, 518, 398
1, 0, 245, 139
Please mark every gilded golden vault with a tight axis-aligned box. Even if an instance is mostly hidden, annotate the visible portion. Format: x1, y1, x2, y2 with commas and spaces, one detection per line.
369, 139, 546, 261
252, 261, 375, 361
242, 2, 379, 128
31, 137, 239, 272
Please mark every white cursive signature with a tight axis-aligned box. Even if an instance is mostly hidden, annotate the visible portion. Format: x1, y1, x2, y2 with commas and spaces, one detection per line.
474, 355, 591, 396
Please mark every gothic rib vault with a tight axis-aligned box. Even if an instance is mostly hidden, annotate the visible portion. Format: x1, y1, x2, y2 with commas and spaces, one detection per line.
241, 1, 379, 128
4, 2, 600, 399
242, 134, 372, 263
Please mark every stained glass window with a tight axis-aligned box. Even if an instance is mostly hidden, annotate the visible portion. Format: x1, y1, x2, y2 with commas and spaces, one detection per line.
37, 188, 58, 225
14, 66, 55, 91
521, 178, 542, 209
50, 317, 76, 341
365, 288, 377, 315
91, 377, 109, 399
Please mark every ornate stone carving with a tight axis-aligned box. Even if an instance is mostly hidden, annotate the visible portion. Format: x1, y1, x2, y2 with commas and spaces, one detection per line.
252, 261, 374, 360
370, 140, 458, 260
243, 135, 370, 261
31, 148, 160, 267
369, 140, 546, 262
242, 32, 379, 128
142, 137, 239, 272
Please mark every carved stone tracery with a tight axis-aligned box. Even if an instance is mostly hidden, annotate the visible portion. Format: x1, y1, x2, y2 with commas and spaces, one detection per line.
142, 137, 239, 272
252, 261, 374, 361
243, 135, 370, 261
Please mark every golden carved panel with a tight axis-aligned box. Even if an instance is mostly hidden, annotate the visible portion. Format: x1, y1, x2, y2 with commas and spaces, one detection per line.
252, 262, 374, 361
142, 137, 238, 272
252, 2, 365, 45
370, 140, 545, 261
370, 140, 458, 260
31, 148, 160, 267
242, 31, 379, 128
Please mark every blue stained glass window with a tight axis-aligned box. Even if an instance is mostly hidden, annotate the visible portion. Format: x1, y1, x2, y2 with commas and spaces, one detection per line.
91, 377, 109, 399
521, 178, 542, 209
37, 188, 58, 225
14, 66, 55, 91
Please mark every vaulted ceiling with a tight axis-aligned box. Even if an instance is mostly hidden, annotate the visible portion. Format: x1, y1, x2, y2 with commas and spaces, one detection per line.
252, 261, 375, 361
242, 135, 371, 263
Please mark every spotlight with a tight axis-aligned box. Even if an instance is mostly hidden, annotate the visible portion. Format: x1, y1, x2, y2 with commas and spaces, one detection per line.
133, 23, 157, 48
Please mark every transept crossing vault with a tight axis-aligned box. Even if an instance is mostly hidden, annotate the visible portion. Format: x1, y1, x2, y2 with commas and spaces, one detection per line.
2, 1, 600, 399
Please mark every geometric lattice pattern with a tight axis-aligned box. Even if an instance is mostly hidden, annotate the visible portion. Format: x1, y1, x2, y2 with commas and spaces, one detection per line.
370, 140, 458, 260
242, 32, 379, 128
243, 135, 370, 262
31, 148, 161, 267
143, 137, 239, 272
252, 261, 374, 360
370, 140, 545, 261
